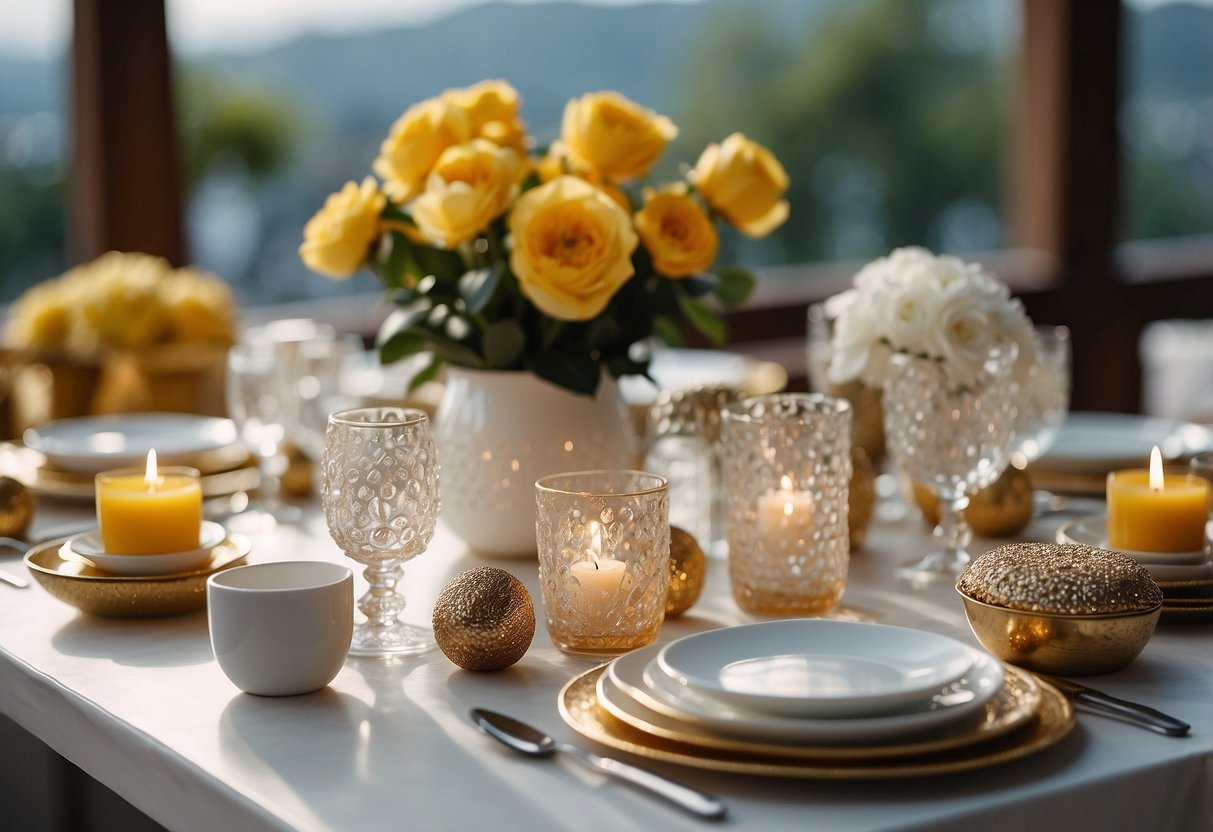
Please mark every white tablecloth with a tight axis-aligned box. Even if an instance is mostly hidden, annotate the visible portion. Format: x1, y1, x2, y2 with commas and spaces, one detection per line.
1, 499, 1211, 832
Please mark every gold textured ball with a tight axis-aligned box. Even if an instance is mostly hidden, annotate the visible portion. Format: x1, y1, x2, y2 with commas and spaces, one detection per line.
666, 526, 707, 617
912, 467, 1034, 537
848, 446, 876, 551
0, 477, 33, 538
433, 567, 535, 671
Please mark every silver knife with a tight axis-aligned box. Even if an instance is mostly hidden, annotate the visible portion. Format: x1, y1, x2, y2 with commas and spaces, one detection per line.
1036, 673, 1190, 737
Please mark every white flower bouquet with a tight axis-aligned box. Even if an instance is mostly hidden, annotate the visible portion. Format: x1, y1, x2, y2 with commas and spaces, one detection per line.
826, 247, 1034, 388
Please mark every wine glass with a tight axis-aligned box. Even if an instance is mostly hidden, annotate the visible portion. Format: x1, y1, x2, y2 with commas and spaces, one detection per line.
883, 344, 1019, 585
1011, 325, 1072, 468
322, 407, 439, 657
226, 340, 300, 526
295, 333, 365, 461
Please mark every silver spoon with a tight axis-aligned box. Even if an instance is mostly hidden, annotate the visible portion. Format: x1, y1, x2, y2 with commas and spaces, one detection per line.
470, 708, 727, 820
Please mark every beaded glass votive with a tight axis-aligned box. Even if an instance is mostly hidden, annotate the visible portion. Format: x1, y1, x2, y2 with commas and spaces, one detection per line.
535, 470, 669, 655
720, 394, 852, 614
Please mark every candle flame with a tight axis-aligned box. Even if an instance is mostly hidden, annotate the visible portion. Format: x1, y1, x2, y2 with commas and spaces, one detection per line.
144, 449, 158, 492
780, 474, 794, 492
1149, 445, 1164, 492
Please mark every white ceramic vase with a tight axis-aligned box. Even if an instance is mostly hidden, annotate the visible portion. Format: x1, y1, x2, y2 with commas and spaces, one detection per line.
434, 366, 636, 557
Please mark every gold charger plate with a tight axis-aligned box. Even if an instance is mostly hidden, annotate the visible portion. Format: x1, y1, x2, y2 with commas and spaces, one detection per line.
1160, 598, 1213, 625
24, 535, 251, 617
559, 666, 1074, 779
596, 663, 1042, 761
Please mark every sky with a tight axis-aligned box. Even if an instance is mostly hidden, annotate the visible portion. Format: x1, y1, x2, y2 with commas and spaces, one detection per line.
0, 0, 696, 60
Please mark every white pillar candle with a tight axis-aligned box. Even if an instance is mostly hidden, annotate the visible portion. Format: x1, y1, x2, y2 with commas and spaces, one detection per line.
757, 475, 815, 552
570, 522, 628, 617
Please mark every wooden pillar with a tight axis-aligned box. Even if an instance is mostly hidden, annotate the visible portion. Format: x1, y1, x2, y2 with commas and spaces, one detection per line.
1018, 0, 1136, 412
70, 0, 185, 266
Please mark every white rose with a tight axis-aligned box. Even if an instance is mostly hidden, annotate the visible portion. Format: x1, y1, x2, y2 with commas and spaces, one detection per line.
878, 282, 936, 355
828, 296, 879, 384
924, 282, 996, 384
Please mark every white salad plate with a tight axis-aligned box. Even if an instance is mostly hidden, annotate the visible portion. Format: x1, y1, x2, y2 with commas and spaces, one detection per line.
606, 642, 1004, 745
1056, 516, 1209, 566
24, 413, 243, 475
1036, 412, 1213, 475
655, 620, 977, 718
67, 521, 227, 576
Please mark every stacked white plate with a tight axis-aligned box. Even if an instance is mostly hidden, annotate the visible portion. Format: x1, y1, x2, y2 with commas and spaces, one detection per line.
1056, 516, 1212, 584
64, 521, 227, 576
597, 620, 1010, 749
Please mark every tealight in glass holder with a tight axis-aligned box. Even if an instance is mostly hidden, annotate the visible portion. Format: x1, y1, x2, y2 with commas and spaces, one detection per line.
720, 394, 852, 615
535, 470, 669, 656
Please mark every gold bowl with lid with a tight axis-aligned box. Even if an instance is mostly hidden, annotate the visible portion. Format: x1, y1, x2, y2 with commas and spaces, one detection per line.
957, 542, 1163, 676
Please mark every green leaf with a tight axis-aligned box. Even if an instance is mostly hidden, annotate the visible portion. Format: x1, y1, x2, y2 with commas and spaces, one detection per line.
605, 355, 649, 378
381, 203, 413, 225
714, 266, 756, 307
413, 244, 466, 281
681, 275, 717, 299
376, 303, 431, 349
524, 352, 601, 396
458, 265, 503, 315
379, 329, 427, 365
376, 231, 415, 290
481, 319, 526, 369
677, 293, 726, 344
407, 354, 444, 393
423, 330, 485, 368
652, 313, 685, 347
583, 314, 623, 349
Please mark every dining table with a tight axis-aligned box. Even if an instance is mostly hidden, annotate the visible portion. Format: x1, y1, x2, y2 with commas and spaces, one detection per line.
0, 488, 1210, 832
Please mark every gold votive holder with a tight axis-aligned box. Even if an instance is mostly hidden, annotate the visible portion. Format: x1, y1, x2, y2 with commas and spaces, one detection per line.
535, 470, 669, 656
720, 394, 852, 615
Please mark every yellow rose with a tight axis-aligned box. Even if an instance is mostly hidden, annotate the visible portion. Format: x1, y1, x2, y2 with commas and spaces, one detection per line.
299, 177, 386, 278
6, 281, 71, 347
692, 133, 789, 237
448, 80, 528, 154
508, 175, 638, 321
372, 97, 470, 203
411, 140, 522, 249
560, 91, 677, 182
74, 251, 172, 349
162, 267, 238, 343
634, 188, 719, 278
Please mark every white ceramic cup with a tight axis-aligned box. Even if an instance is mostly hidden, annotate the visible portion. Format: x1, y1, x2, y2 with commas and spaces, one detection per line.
208, 561, 354, 696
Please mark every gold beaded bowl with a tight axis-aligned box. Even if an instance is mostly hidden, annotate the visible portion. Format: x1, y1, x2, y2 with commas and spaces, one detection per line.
956, 542, 1162, 676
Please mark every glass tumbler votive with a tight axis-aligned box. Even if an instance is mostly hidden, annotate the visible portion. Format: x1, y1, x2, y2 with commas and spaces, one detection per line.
720, 394, 852, 615
535, 470, 669, 656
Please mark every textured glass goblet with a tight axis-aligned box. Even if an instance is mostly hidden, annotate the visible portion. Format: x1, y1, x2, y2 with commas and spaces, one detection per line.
535, 470, 669, 656
322, 407, 439, 657
1012, 325, 1071, 467
883, 346, 1018, 585
720, 394, 852, 614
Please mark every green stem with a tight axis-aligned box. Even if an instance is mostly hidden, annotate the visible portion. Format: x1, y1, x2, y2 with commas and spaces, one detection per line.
541, 318, 565, 350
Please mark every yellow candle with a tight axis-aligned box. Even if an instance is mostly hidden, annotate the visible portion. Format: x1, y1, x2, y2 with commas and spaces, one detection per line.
1107, 446, 1208, 553
757, 475, 815, 553
96, 451, 203, 555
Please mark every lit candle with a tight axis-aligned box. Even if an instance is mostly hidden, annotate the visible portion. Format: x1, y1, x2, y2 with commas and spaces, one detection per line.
1107, 445, 1208, 553
96, 450, 203, 555
569, 523, 628, 617
757, 475, 815, 552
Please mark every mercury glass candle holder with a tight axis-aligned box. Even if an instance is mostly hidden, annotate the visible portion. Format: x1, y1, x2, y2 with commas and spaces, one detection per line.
720, 394, 852, 615
535, 470, 669, 656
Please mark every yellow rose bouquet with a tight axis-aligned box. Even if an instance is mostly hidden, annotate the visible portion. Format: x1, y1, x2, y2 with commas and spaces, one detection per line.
301, 80, 788, 395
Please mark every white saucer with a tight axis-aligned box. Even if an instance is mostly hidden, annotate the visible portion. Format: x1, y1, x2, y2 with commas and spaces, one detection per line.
67, 521, 226, 576
24, 413, 243, 475
1036, 412, 1213, 475
656, 620, 977, 718
1056, 516, 1209, 565
606, 643, 1003, 745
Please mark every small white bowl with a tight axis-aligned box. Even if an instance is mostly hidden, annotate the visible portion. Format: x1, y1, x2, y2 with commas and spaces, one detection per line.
68, 521, 226, 576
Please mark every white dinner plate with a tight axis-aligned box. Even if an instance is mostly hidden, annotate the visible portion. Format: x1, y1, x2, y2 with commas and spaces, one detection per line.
24, 413, 243, 475
66, 521, 226, 576
607, 643, 1003, 745
1056, 516, 1209, 566
1035, 412, 1213, 475
655, 620, 977, 718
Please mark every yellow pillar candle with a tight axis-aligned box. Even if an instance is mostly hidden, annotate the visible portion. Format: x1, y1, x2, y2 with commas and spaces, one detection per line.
1107, 446, 1209, 553
96, 451, 203, 555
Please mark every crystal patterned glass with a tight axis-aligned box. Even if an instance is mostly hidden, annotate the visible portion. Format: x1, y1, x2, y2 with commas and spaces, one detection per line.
883, 345, 1018, 585
535, 470, 669, 656
322, 407, 439, 657
720, 394, 852, 615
